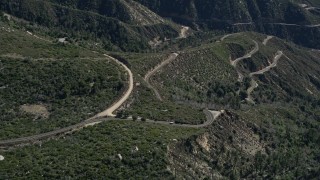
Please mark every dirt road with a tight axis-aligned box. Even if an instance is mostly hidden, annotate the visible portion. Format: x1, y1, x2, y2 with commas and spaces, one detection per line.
230, 40, 259, 67
246, 51, 283, 103
233, 22, 253, 26
95, 54, 134, 117
270, 23, 320, 27
249, 51, 283, 76
306, 7, 320, 10
229, 40, 259, 82
220, 33, 236, 41
232, 22, 320, 28
263, 36, 273, 46
144, 53, 179, 101
245, 79, 259, 104
0, 109, 223, 147
145, 109, 223, 128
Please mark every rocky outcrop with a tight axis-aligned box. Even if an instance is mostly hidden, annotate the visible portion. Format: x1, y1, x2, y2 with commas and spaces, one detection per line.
167, 111, 266, 179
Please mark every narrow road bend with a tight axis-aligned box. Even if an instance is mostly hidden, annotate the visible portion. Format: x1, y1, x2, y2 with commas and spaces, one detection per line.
95, 54, 134, 117
230, 40, 259, 82
263, 36, 273, 46
0, 109, 223, 147
0, 54, 134, 147
246, 51, 283, 103
230, 40, 259, 67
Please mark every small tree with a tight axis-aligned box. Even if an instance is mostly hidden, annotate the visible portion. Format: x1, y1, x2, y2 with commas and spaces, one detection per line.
141, 117, 146, 122
122, 111, 129, 119
239, 90, 247, 100
116, 110, 123, 118
132, 115, 137, 121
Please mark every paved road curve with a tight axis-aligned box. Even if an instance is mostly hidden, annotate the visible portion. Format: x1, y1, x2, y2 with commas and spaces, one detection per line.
0, 54, 134, 147
0, 109, 223, 147
0, 52, 224, 147
95, 54, 134, 117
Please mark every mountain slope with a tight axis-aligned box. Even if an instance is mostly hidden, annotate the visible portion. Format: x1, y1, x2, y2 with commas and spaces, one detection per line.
0, 0, 180, 51
135, 0, 320, 48
149, 32, 320, 109
0, 1, 319, 179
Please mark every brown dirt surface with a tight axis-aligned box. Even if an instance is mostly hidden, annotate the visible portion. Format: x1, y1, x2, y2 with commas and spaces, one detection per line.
20, 104, 50, 119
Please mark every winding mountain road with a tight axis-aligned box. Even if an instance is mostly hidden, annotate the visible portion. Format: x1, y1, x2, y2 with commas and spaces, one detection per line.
306, 7, 320, 11
232, 22, 320, 28
233, 22, 253, 26
0, 54, 134, 147
249, 51, 283, 76
0, 52, 225, 147
135, 109, 223, 128
263, 36, 273, 46
270, 23, 320, 28
220, 33, 237, 41
95, 54, 134, 117
229, 40, 259, 82
0, 109, 223, 147
220, 33, 259, 82
246, 51, 283, 103
245, 79, 259, 104
144, 53, 179, 101
230, 40, 259, 67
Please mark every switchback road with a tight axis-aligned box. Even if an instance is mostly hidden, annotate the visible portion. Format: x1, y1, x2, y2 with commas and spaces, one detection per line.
246, 51, 283, 103
230, 40, 259, 82
230, 40, 259, 67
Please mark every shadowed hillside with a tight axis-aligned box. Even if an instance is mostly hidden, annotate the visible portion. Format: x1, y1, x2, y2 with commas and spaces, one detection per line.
135, 0, 320, 48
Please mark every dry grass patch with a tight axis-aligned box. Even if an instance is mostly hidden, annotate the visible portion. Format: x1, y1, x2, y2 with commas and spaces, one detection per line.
20, 104, 49, 119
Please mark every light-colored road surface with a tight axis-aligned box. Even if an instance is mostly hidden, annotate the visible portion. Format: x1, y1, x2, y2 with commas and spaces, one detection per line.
144, 53, 179, 101
246, 51, 283, 103
262, 36, 273, 46
220, 33, 235, 41
233, 22, 253, 26
249, 51, 283, 76
145, 109, 223, 128
0, 109, 223, 147
245, 79, 259, 104
230, 40, 259, 67
95, 54, 134, 117
270, 23, 320, 27
232, 22, 320, 28
229, 40, 259, 82
177, 26, 190, 39
26, 31, 52, 43
0, 51, 225, 147
0, 54, 135, 147
306, 7, 320, 10
236, 69, 244, 82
